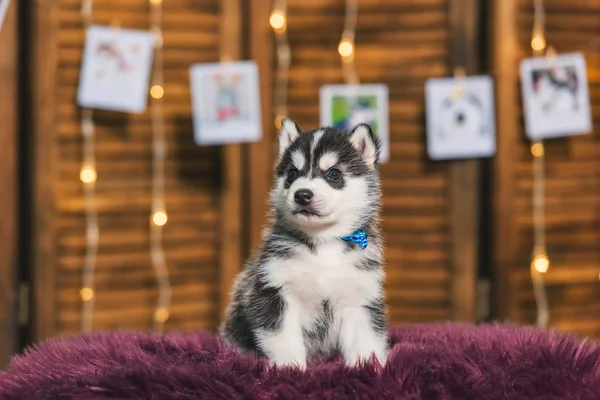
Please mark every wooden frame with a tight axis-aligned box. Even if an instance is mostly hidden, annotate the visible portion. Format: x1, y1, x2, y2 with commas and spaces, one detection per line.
218, 0, 244, 321
446, 0, 482, 323
490, 0, 519, 321
0, 0, 19, 367
30, 0, 60, 342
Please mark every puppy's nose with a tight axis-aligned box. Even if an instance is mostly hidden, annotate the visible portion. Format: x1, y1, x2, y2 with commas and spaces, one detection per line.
294, 189, 314, 206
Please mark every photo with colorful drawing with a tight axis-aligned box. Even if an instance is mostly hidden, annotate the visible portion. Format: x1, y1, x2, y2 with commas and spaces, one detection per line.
320, 84, 389, 163
190, 61, 262, 146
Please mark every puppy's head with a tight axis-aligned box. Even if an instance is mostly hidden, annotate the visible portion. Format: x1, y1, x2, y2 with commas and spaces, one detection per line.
271, 119, 382, 239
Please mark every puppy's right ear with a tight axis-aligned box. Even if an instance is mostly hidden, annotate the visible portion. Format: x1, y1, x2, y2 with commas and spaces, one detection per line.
278, 119, 301, 158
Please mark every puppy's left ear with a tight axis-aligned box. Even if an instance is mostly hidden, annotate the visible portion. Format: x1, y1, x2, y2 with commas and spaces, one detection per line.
349, 123, 380, 167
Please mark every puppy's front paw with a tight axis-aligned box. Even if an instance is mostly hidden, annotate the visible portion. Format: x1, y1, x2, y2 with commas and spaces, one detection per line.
269, 355, 307, 370
344, 346, 388, 367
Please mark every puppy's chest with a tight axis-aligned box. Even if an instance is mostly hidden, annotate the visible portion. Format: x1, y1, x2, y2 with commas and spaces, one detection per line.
269, 242, 380, 306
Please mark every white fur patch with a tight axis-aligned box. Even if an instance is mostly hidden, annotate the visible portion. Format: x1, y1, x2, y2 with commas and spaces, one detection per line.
261, 241, 384, 365
319, 152, 338, 171
257, 298, 307, 369
279, 120, 301, 158
291, 150, 306, 171
339, 305, 388, 366
350, 125, 377, 167
310, 131, 324, 157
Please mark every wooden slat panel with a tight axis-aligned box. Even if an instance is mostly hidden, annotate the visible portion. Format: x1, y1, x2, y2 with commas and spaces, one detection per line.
34, 0, 224, 338
493, 0, 600, 338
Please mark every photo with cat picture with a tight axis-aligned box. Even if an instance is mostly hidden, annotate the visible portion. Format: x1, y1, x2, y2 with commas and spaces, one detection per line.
190, 61, 262, 146
520, 52, 592, 140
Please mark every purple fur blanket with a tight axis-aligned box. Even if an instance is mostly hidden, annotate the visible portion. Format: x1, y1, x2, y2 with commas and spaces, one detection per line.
1, 323, 599, 399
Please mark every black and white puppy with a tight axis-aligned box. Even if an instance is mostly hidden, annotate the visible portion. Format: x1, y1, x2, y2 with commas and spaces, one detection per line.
221, 120, 388, 368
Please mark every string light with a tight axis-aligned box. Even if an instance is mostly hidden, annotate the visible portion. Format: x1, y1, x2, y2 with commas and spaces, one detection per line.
80, 287, 94, 302
271, 0, 290, 129
531, 143, 544, 157
79, 0, 99, 333
530, 0, 549, 330
532, 253, 550, 274
531, 36, 546, 52
152, 210, 168, 227
269, 10, 286, 32
149, 0, 172, 333
339, 0, 359, 85
150, 84, 164, 99
79, 165, 97, 184
338, 39, 354, 58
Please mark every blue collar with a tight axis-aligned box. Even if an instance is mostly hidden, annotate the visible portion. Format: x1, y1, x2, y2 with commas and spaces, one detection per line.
341, 229, 368, 249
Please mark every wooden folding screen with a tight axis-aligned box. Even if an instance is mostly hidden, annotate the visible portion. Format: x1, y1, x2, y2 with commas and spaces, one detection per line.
248, 0, 481, 325
29, 0, 483, 342
0, 0, 19, 367
492, 0, 600, 338
30, 0, 238, 340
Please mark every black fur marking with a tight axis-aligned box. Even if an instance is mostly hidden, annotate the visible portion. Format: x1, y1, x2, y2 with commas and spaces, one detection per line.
354, 257, 381, 271
364, 298, 387, 335
304, 300, 334, 341
222, 304, 266, 357
277, 129, 316, 178
258, 232, 297, 261
312, 129, 372, 178
247, 278, 285, 332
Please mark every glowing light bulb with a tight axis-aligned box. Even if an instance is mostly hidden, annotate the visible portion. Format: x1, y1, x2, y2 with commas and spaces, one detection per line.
531, 36, 546, 52
531, 143, 544, 157
338, 39, 354, 58
150, 0, 162, 4
155, 307, 170, 323
152, 210, 168, 226
532, 254, 549, 273
270, 11, 286, 31
80, 166, 97, 183
150, 85, 164, 99
80, 287, 94, 301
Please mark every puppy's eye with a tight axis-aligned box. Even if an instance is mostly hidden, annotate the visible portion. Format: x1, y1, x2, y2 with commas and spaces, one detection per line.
287, 168, 299, 181
326, 168, 342, 181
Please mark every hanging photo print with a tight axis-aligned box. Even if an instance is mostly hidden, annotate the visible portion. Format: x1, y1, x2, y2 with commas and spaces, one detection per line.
77, 25, 154, 113
520, 52, 592, 140
0, 0, 10, 33
425, 75, 496, 160
320, 84, 390, 163
190, 61, 262, 145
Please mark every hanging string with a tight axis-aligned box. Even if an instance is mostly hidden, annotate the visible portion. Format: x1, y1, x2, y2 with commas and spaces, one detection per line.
339, 0, 359, 85
270, 0, 290, 129
529, 0, 550, 330
149, 0, 171, 333
79, 0, 99, 333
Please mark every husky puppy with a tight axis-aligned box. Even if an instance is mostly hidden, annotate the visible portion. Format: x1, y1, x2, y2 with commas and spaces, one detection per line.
221, 120, 388, 368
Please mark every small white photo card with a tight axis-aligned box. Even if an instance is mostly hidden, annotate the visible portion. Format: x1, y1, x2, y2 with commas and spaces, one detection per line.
77, 25, 154, 113
425, 75, 496, 161
190, 61, 262, 146
520, 52, 592, 140
0, 0, 10, 33
320, 84, 390, 163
